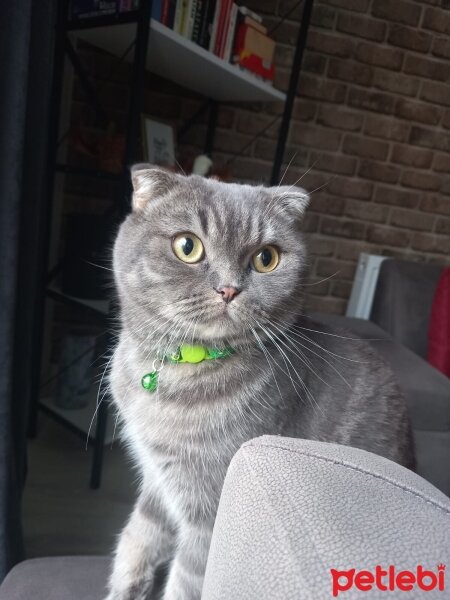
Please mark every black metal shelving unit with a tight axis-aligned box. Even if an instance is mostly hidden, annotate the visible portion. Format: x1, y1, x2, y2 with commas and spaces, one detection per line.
30, 0, 314, 489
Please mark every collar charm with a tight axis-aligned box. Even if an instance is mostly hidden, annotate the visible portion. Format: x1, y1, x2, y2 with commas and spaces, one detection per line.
141, 344, 234, 392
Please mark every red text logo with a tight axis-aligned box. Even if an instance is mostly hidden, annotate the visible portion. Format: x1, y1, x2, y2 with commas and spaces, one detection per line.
330, 564, 446, 596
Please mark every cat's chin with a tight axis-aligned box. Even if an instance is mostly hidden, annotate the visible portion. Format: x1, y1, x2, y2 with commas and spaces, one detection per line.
189, 316, 248, 345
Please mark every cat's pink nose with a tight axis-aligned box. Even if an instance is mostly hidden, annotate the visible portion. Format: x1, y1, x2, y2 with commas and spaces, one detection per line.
216, 286, 240, 303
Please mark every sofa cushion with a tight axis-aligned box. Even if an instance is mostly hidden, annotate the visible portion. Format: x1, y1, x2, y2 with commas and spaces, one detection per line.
313, 313, 450, 433
0, 557, 109, 600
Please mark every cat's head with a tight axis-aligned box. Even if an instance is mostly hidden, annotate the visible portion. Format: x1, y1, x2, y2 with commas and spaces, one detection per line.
113, 165, 310, 350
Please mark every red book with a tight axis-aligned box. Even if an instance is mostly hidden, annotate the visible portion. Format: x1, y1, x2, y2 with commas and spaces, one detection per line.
161, 0, 170, 24
219, 0, 233, 58
214, 0, 230, 55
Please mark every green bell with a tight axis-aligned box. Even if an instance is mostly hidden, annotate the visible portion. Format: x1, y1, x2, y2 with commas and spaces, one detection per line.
141, 372, 158, 392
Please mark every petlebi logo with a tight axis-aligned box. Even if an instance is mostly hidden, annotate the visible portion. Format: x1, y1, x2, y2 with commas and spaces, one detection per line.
330, 564, 446, 597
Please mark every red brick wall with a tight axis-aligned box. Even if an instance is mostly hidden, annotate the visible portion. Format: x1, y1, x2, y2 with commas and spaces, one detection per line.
71, 0, 450, 315
234, 0, 450, 314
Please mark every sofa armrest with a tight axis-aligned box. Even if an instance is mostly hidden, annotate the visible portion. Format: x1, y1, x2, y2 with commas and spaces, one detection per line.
202, 436, 450, 600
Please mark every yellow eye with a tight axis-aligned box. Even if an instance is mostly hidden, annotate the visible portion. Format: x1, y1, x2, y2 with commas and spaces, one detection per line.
172, 233, 205, 264
252, 245, 280, 273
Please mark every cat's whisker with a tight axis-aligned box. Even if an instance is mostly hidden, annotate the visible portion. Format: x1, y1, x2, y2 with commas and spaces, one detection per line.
249, 324, 283, 404
244, 310, 324, 416
267, 321, 333, 391
269, 318, 352, 392
255, 321, 310, 405
277, 151, 298, 189
87, 350, 115, 448
308, 176, 335, 196
301, 271, 340, 286
286, 325, 370, 365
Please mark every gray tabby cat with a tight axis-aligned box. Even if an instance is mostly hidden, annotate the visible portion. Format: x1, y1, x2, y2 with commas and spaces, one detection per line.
106, 165, 414, 600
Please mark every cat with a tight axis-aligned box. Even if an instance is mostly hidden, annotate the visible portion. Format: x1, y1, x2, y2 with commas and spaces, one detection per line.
106, 165, 414, 600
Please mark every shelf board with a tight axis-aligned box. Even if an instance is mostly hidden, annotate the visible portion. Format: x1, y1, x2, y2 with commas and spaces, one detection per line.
75, 19, 286, 103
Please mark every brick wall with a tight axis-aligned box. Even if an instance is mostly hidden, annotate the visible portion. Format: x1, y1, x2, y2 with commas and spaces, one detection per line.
70, 0, 450, 315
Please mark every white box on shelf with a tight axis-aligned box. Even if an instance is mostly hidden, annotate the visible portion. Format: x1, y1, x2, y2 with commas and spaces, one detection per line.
346, 253, 387, 319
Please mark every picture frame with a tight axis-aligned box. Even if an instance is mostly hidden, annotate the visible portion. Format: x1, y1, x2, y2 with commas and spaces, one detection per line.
141, 115, 176, 167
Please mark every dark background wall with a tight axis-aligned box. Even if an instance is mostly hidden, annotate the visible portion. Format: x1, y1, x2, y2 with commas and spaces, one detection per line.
67, 0, 450, 315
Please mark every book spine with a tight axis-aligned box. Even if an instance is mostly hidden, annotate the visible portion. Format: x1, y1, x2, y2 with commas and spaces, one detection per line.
174, 0, 182, 31
223, 3, 237, 62
220, 0, 232, 58
214, 0, 228, 55
72, 0, 117, 18
161, 0, 169, 24
180, 0, 190, 36
152, 0, 162, 21
167, 0, 177, 27
191, 0, 203, 43
200, 0, 214, 48
208, 0, 221, 52
186, 0, 198, 38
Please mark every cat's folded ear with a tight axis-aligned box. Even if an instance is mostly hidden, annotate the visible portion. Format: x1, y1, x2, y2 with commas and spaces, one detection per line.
269, 186, 310, 220
130, 164, 181, 211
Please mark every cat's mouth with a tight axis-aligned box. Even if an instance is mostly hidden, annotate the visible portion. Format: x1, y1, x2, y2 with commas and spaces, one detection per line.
184, 301, 248, 342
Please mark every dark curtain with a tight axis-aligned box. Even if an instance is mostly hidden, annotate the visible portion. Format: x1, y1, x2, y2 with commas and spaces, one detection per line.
0, 0, 56, 579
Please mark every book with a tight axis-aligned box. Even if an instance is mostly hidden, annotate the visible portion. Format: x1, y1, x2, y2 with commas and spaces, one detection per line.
199, 0, 216, 48
161, 0, 170, 23
208, 0, 222, 52
71, 0, 117, 19
152, 0, 163, 21
219, 0, 234, 58
237, 13, 267, 35
180, 0, 191, 35
223, 3, 238, 62
191, 0, 204, 43
233, 23, 275, 80
185, 0, 198, 38
214, 0, 231, 56
162, 0, 177, 26
238, 5, 263, 23
174, 0, 187, 33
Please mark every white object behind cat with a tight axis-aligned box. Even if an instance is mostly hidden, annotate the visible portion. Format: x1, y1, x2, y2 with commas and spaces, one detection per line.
192, 155, 213, 177
346, 253, 387, 319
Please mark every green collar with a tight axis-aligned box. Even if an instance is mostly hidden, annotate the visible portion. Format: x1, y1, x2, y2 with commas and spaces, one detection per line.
141, 344, 235, 392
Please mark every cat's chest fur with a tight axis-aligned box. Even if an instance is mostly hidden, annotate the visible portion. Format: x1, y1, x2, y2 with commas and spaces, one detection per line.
110, 337, 289, 519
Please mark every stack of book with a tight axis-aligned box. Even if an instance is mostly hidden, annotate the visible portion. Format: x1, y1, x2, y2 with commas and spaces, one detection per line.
70, 1, 160, 20
70, 1, 276, 82
160, 1, 275, 82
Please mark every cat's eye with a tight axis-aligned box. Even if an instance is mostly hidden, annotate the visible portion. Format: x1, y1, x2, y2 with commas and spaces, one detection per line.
252, 245, 280, 273
172, 233, 205, 264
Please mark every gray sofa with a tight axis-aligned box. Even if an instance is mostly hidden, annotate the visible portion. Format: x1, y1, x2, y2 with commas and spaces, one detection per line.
1, 437, 449, 600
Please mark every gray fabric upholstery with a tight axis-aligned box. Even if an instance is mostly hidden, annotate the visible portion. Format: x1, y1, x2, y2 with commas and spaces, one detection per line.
0, 557, 109, 600
370, 259, 443, 359
203, 436, 450, 600
313, 313, 450, 496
